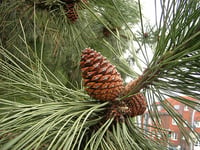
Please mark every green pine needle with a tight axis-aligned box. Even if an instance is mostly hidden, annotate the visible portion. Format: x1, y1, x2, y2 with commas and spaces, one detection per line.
0, 0, 200, 149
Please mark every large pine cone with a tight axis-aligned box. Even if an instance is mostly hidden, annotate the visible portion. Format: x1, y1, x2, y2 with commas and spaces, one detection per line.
80, 48, 124, 101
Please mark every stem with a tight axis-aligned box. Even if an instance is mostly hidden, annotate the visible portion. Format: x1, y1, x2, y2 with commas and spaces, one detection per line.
124, 50, 175, 95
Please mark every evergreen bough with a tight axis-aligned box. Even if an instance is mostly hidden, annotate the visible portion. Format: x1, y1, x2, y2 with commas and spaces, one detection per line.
0, 0, 199, 149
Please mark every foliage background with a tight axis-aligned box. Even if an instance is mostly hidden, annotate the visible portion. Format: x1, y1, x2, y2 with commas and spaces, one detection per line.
0, 0, 200, 149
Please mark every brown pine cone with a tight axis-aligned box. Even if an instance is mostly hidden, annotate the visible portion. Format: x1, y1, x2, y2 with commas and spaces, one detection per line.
80, 48, 124, 101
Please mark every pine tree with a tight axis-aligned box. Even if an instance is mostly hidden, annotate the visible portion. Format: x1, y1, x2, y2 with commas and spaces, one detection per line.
0, 0, 200, 149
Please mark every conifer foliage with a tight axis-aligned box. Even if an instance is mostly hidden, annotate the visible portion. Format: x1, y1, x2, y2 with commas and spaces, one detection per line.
0, 0, 200, 149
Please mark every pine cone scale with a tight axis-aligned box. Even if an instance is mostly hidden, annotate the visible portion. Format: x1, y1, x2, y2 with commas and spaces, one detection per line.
91, 74, 102, 81
105, 66, 115, 74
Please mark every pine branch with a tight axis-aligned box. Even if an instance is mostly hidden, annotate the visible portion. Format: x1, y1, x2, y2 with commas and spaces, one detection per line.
0, 0, 200, 149
125, 0, 200, 98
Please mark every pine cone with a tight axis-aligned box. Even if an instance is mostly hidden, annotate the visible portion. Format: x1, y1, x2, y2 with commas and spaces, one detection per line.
62, 0, 78, 22
80, 48, 124, 101
62, 0, 88, 22
106, 93, 147, 121
122, 78, 147, 117
124, 93, 147, 117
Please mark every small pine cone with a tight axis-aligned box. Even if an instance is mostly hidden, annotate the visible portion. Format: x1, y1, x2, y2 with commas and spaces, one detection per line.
66, 6, 78, 22
63, 0, 78, 22
124, 93, 147, 117
105, 93, 147, 121
80, 48, 124, 101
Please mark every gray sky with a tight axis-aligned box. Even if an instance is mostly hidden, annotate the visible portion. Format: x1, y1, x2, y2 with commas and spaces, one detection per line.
140, 0, 161, 25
